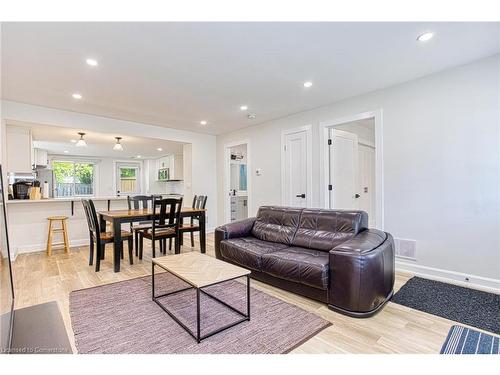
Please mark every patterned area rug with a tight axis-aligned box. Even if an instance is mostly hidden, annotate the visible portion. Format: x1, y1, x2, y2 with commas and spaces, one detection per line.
440, 326, 500, 354
69, 273, 331, 353
392, 277, 500, 334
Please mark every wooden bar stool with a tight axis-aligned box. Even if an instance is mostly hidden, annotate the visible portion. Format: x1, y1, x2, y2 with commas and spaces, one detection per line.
46, 216, 70, 256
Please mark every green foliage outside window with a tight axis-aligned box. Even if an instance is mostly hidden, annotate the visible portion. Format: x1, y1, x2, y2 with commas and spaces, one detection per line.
120, 168, 136, 179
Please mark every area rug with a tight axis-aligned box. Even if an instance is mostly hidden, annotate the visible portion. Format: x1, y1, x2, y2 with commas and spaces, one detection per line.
69, 273, 331, 353
392, 277, 500, 334
440, 325, 500, 354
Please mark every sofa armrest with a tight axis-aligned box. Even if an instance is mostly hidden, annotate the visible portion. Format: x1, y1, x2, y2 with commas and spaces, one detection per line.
328, 229, 395, 317
214, 217, 256, 259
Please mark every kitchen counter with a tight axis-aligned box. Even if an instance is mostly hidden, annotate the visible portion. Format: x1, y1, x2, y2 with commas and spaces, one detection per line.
6, 196, 128, 204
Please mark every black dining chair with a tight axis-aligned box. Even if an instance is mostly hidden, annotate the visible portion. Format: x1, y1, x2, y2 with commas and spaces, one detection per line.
82, 199, 134, 272
138, 197, 183, 258
127, 195, 160, 256
171, 195, 207, 250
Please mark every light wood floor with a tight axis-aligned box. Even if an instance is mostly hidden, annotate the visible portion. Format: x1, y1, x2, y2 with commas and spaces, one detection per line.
10, 234, 493, 354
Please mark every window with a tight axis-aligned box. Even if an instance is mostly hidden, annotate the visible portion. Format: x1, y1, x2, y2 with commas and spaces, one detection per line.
116, 163, 141, 195
53, 160, 95, 197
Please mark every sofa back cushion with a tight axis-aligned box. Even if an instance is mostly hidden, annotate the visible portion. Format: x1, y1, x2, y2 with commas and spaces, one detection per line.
251, 206, 302, 245
292, 209, 368, 251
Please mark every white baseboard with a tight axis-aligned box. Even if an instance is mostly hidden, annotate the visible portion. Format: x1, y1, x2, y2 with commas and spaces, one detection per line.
396, 260, 500, 293
11, 227, 216, 259
14, 238, 90, 257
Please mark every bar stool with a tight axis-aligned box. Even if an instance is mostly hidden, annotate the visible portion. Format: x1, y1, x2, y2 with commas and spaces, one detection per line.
46, 216, 70, 256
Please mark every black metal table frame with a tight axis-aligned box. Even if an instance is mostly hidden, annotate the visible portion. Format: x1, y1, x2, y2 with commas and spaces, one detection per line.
151, 262, 250, 343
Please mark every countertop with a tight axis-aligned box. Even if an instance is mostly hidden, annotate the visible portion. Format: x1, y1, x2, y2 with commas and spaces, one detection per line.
6, 196, 128, 204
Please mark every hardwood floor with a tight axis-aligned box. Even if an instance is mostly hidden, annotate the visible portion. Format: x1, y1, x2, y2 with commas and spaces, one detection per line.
9, 233, 487, 354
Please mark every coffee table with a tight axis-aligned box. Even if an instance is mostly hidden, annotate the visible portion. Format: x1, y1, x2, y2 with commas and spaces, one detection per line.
152, 252, 251, 343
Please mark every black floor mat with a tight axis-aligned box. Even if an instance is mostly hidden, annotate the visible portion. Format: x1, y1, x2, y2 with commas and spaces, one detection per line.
392, 277, 500, 335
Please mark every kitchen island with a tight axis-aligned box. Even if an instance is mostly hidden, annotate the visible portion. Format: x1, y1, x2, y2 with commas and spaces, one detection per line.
6, 196, 129, 256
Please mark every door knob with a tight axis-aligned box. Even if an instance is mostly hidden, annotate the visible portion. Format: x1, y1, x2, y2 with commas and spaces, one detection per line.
354, 193, 360, 198
296, 194, 306, 198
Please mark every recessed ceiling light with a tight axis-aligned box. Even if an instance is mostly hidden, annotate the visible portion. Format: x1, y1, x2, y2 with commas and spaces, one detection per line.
303, 81, 313, 88
200, 120, 207, 126
417, 32, 434, 42
136, 155, 142, 159
64, 150, 69, 154
157, 148, 163, 152
70, 139, 77, 143
240, 105, 248, 111
86, 58, 98, 66
72, 93, 83, 100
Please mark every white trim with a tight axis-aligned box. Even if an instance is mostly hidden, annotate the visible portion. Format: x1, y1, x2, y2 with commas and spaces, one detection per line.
396, 261, 500, 293
280, 125, 313, 207
112, 160, 144, 196
319, 109, 384, 230
223, 140, 252, 223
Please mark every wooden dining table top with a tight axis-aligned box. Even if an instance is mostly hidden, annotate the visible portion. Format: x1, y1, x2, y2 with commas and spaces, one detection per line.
98, 207, 206, 219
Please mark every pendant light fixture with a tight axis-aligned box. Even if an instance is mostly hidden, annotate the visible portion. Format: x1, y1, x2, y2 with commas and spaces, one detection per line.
75, 132, 87, 147
113, 137, 123, 151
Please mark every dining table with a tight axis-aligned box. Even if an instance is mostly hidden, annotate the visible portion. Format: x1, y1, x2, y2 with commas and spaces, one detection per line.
98, 207, 207, 272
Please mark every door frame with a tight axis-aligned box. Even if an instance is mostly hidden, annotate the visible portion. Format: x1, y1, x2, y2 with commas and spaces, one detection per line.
223, 140, 252, 223
319, 110, 384, 230
112, 160, 143, 195
281, 125, 313, 207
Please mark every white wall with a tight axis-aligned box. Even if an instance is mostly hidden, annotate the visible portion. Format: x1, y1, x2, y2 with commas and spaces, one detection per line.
0, 101, 218, 229
216, 55, 500, 283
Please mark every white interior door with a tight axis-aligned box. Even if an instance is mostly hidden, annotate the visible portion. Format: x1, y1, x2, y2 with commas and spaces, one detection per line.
358, 144, 376, 225
283, 130, 308, 207
329, 129, 359, 209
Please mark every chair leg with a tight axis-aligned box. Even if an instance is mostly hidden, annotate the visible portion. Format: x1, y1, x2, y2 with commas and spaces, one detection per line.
169, 238, 172, 251
152, 238, 156, 258
139, 233, 144, 260
89, 235, 94, 266
134, 230, 139, 257
159, 239, 164, 255
175, 235, 181, 254
128, 237, 133, 265
191, 231, 195, 248
96, 243, 104, 272
46, 220, 53, 256
120, 246, 124, 259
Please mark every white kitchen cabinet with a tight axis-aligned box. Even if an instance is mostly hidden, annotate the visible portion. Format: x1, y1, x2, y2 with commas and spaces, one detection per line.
33, 148, 49, 168
6, 126, 33, 173
155, 154, 183, 180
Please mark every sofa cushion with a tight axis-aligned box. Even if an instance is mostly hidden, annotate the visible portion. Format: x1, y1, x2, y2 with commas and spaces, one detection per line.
261, 247, 330, 290
219, 236, 289, 271
251, 206, 302, 245
292, 209, 368, 251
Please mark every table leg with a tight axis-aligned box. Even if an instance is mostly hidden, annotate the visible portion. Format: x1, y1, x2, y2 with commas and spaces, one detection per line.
199, 212, 206, 254
113, 219, 122, 272
196, 288, 201, 343
151, 262, 155, 299
247, 275, 251, 320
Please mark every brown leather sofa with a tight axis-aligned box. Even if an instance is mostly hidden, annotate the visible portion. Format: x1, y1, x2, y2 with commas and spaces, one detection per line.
215, 206, 395, 318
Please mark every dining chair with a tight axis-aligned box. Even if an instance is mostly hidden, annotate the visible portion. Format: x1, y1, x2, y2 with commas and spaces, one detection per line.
127, 195, 159, 256
82, 199, 134, 272
170, 195, 207, 250
138, 197, 183, 258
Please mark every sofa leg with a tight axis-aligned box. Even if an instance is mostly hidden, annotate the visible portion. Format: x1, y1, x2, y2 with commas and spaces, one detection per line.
327, 290, 394, 318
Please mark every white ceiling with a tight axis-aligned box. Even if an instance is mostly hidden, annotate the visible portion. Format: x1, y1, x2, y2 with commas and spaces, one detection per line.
18, 123, 186, 158
2, 22, 499, 135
